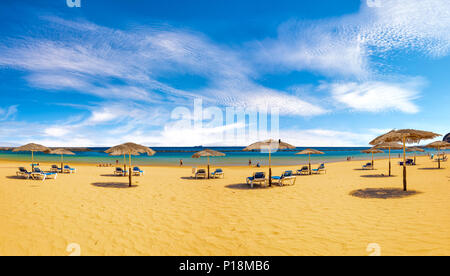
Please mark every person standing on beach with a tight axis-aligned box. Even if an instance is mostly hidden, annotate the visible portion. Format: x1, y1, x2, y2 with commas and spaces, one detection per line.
180, 159, 183, 166
248, 159, 252, 166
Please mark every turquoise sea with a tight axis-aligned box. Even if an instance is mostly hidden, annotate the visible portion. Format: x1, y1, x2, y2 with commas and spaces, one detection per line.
0, 147, 446, 167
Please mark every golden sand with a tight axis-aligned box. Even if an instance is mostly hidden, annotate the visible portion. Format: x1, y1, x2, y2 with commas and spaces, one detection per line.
0, 156, 449, 256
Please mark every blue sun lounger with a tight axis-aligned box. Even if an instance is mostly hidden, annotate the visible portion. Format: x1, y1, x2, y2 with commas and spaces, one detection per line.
133, 167, 144, 176
114, 167, 127, 176
16, 167, 32, 179
272, 170, 296, 186
312, 163, 326, 174
246, 172, 267, 188
63, 165, 76, 174
297, 166, 309, 175
211, 168, 224, 178
31, 168, 57, 181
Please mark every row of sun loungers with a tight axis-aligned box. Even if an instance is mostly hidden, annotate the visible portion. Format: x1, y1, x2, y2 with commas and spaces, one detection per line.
114, 167, 145, 176
192, 168, 224, 179
246, 164, 326, 188
16, 164, 77, 181
399, 159, 416, 166
16, 167, 58, 181
50, 165, 76, 173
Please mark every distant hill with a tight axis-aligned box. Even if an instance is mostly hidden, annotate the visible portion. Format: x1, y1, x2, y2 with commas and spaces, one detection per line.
444, 133, 450, 143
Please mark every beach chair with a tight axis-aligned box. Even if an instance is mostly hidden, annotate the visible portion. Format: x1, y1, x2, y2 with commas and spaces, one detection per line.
312, 163, 326, 174
114, 167, 127, 176
210, 168, 224, 179
297, 166, 309, 175
132, 166, 144, 176
31, 168, 57, 181
50, 165, 62, 173
362, 162, 373, 170
272, 170, 296, 186
195, 169, 207, 179
63, 165, 76, 174
16, 167, 31, 179
246, 172, 267, 188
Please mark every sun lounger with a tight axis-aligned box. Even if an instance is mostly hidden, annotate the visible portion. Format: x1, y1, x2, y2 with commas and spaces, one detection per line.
114, 167, 127, 176
132, 166, 144, 176
399, 159, 415, 166
272, 170, 296, 186
211, 168, 224, 179
63, 165, 76, 174
297, 166, 309, 175
362, 162, 373, 170
31, 168, 57, 181
50, 165, 62, 173
194, 169, 207, 179
16, 167, 31, 179
246, 172, 267, 188
312, 163, 326, 174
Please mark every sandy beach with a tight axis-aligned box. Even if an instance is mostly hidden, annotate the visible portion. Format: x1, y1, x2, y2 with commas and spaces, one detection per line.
0, 156, 449, 256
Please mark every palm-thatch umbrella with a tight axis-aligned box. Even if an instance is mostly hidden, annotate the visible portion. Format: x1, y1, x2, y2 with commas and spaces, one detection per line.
361, 148, 384, 170
45, 148, 75, 173
425, 141, 450, 169
295, 149, 324, 175
370, 129, 440, 191
406, 147, 425, 165
192, 149, 226, 179
13, 143, 50, 171
105, 142, 156, 187
373, 142, 403, 176
243, 139, 296, 186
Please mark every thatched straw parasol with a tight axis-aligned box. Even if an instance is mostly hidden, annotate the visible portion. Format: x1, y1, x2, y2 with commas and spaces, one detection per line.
373, 142, 402, 176
13, 143, 50, 170
243, 139, 296, 186
425, 141, 450, 169
192, 149, 226, 179
406, 147, 425, 165
105, 143, 156, 187
46, 148, 75, 173
370, 129, 440, 191
295, 149, 324, 175
361, 148, 384, 170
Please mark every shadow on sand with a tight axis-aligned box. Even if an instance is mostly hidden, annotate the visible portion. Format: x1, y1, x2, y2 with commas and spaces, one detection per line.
350, 188, 420, 199
225, 183, 273, 190
100, 174, 127, 177
91, 182, 137, 189
6, 175, 29, 180
418, 167, 445, 170
360, 174, 396, 178
353, 168, 377, 171
179, 176, 208, 180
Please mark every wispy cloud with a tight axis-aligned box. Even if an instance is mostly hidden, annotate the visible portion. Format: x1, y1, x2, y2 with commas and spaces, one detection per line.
322, 78, 423, 113
0, 105, 18, 121
253, 0, 450, 77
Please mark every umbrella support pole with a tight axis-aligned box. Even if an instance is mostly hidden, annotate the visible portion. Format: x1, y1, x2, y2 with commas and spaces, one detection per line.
207, 156, 210, 179
388, 148, 391, 176
309, 154, 311, 175
128, 154, 132, 187
403, 138, 407, 191
268, 150, 272, 187
438, 148, 441, 169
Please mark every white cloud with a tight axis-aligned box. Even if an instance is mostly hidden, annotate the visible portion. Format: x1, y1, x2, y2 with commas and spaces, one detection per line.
0, 105, 18, 121
324, 79, 422, 113
254, 0, 450, 77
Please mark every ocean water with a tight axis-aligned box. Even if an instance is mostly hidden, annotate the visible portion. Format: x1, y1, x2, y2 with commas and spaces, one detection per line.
0, 147, 445, 167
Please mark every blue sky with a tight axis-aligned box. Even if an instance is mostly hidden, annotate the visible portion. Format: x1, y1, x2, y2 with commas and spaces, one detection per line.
0, 0, 449, 147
